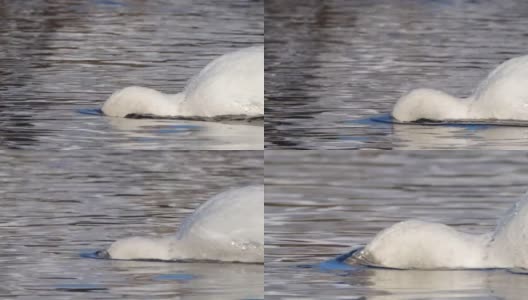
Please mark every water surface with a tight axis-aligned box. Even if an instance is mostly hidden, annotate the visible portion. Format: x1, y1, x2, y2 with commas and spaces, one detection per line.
265, 0, 528, 149
265, 151, 528, 299
1, 150, 263, 299
1, 0, 263, 150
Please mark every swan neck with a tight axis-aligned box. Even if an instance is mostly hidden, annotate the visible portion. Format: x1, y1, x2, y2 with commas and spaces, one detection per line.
392, 89, 471, 121
169, 236, 207, 260
429, 94, 470, 120
167, 92, 189, 116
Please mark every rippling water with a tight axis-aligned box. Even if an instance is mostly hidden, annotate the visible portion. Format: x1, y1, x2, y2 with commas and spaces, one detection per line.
0, 0, 263, 150
1, 151, 263, 299
265, 151, 528, 299
265, 0, 528, 149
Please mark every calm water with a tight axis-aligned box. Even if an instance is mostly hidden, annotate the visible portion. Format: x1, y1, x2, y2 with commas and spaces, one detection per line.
265, 151, 528, 299
265, 0, 528, 149
1, 150, 263, 299
0, 0, 263, 150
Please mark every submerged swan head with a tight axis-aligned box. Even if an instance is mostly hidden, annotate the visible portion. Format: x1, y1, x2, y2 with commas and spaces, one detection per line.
350, 192, 528, 270
96, 185, 263, 262
353, 220, 490, 269
101, 86, 184, 117
392, 88, 470, 122
101, 46, 264, 119
105, 236, 172, 260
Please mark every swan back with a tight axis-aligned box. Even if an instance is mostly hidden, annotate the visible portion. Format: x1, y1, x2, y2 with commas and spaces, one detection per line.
176, 185, 263, 247
487, 192, 528, 268
182, 46, 264, 117
469, 56, 528, 120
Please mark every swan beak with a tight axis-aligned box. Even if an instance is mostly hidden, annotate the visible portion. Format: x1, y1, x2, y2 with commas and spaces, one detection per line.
95, 249, 110, 259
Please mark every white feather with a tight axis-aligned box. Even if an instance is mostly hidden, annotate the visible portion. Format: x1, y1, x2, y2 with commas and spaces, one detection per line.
102, 46, 264, 118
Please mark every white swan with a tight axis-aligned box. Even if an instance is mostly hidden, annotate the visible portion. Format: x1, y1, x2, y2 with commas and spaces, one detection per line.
101, 46, 264, 118
392, 55, 528, 122
98, 185, 263, 263
350, 191, 528, 269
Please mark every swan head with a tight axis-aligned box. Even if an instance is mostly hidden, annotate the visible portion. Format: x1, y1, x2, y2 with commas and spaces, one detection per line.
392, 88, 470, 122
355, 220, 490, 269
104, 236, 172, 260
101, 86, 184, 117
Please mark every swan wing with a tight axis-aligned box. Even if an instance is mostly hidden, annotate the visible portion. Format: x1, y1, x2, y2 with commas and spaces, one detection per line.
471, 56, 528, 120
176, 185, 264, 248
183, 46, 264, 116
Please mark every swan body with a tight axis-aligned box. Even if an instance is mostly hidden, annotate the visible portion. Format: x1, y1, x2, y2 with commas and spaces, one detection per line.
392, 55, 528, 122
102, 46, 264, 118
105, 185, 264, 263
350, 192, 528, 269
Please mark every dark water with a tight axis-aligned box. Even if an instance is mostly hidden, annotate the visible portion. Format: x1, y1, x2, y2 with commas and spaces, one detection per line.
0, 150, 263, 299
0, 0, 263, 150
265, 151, 528, 299
265, 0, 528, 149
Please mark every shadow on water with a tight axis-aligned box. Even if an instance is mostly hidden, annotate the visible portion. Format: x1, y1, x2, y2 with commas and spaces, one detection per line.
55, 284, 108, 292
76, 250, 263, 299
350, 113, 528, 129
80, 249, 265, 265
78, 108, 264, 125
335, 114, 528, 149
288, 247, 528, 300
